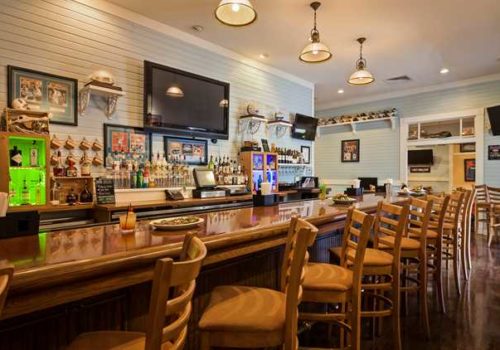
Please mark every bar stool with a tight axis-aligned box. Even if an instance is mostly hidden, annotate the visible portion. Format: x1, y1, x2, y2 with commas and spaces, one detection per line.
486, 186, 500, 246
423, 194, 450, 314
474, 185, 490, 237
458, 189, 474, 280
66, 233, 207, 350
198, 216, 318, 350
330, 201, 409, 350
0, 260, 14, 318
300, 208, 375, 350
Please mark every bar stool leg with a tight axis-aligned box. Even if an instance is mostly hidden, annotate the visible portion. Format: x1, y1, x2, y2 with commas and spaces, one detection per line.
436, 244, 446, 314
461, 229, 469, 281
420, 252, 431, 339
452, 229, 461, 296
393, 270, 402, 350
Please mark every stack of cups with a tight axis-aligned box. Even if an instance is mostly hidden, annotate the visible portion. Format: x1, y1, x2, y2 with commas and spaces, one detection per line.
0, 193, 8, 217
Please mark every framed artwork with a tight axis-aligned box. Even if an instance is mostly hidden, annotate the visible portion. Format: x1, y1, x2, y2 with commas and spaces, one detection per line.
410, 166, 431, 173
301, 145, 311, 164
164, 136, 208, 165
104, 124, 151, 162
8, 66, 78, 126
460, 143, 476, 153
488, 145, 500, 160
464, 159, 476, 182
261, 139, 270, 152
341, 139, 360, 163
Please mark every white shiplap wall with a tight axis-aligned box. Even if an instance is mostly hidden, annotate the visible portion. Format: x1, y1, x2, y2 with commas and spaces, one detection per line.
316, 80, 500, 187
0, 0, 313, 177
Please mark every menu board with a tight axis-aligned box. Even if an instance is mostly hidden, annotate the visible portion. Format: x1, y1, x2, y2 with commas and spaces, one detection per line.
95, 178, 115, 205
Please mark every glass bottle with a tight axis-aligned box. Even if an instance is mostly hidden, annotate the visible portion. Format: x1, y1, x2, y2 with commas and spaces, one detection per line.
208, 155, 215, 170
79, 181, 93, 203
66, 188, 78, 205
21, 179, 30, 205
10, 145, 22, 167
8, 175, 17, 206
30, 141, 38, 167
53, 151, 64, 176
81, 152, 91, 177
35, 175, 42, 204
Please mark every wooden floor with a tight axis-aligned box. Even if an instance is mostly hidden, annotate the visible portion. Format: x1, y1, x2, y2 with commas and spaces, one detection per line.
300, 236, 500, 350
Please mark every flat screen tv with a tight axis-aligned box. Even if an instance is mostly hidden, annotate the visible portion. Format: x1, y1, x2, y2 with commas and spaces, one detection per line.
291, 114, 318, 141
408, 149, 434, 165
486, 105, 500, 136
144, 61, 230, 139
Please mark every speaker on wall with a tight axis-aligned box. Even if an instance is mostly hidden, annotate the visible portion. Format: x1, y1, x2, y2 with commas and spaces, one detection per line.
486, 105, 500, 136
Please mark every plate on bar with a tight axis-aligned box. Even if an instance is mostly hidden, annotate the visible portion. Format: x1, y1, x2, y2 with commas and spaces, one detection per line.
150, 216, 204, 231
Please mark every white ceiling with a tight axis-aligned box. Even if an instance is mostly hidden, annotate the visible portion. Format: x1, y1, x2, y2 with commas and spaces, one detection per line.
105, 0, 500, 109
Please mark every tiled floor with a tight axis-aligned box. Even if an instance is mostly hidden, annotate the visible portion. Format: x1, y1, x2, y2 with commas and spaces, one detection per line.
300, 237, 500, 350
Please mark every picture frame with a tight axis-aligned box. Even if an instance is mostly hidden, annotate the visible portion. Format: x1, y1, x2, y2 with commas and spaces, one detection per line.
464, 159, 476, 182
8, 65, 78, 126
164, 136, 208, 165
410, 166, 431, 173
261, 139, 270, 152
341, 139, 360, 163
488, 145, 500, 160
104, 124, 151, 163
301, 145, 311, 164
460, 143, 476, 153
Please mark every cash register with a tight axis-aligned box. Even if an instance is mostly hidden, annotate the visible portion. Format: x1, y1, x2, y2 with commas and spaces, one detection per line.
192, 169, 229, 199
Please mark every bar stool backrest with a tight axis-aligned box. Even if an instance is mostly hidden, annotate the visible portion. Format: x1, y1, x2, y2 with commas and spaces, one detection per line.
406, 197, 433, 245
459, 189, 474, 227
427, 194, 451, 237
487, 186, 500, 205
0, 261, 14, 318
445, 192, 465, 229
373, 201, 410, 250
475, 184, 489, 204
145, 233, 207, 350
279, 215, 318, 350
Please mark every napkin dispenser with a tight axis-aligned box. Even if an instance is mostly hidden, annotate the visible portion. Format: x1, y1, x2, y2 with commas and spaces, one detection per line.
0, 211, 40, 239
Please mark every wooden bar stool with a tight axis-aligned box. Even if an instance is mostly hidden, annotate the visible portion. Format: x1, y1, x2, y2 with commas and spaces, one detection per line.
300, 208, 375, 350
66, 233, 207, 350
0, 260, 14, 318
474, 185, 490, 238
458, 189, 474, 280
486, 186, 500, 246
423, 194, 450, 314
330, 201, 409, 350
198, 216, 318, 350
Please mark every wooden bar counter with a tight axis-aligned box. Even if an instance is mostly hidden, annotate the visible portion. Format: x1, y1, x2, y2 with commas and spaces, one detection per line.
0, 194, 407, 349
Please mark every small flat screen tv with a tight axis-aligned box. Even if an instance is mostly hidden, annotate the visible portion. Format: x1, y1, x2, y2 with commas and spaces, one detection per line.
144, 61, 229, 139
408, 149, 434, 165
291, 114, 318, 141
486, 105, 500, 136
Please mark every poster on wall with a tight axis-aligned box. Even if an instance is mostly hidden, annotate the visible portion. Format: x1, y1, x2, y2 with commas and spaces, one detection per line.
8, 65, 78, 126
464, 159, 476, 182
164, 136, 208, 165
488, 145, 500, 160
104, 124, 151, 162
341, 139, 360, 162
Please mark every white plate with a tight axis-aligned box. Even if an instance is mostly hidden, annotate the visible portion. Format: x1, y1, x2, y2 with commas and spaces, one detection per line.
332, 198, 356, 205
150, 216, 204, 231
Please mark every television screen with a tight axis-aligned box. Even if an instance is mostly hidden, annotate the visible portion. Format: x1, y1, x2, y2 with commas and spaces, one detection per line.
291, 114, 318, 141
408, 149, 434, 165
144, 61, 229, 139
487, 105, 500, 136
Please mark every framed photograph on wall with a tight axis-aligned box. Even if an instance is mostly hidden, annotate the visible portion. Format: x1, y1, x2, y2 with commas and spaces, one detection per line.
104, 124, 151, 162
464, 159, 476, 182
164, 136, 208, 165
460, 143, 476, 153
8, 66, 78, 126
301, 145, 311, 164
341, 139, 360, 163
488, 145, 500, 160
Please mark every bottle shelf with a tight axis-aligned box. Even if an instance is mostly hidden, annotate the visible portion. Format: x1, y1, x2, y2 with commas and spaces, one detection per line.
9, 166, 45, 170
52, 176, 93, 180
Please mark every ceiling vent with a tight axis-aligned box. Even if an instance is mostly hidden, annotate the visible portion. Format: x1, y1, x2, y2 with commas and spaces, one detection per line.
384, 75, 412, 83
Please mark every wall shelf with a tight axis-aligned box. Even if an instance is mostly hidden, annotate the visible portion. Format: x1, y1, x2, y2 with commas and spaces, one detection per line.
318, 117, 396, 135
267, 120, 292, 138
279, 163, 311, 167
238, 115, 267, 135
79, 84, 126, 119
407, 135, 475, 147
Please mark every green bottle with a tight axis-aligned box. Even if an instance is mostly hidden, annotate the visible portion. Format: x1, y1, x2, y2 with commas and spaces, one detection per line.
136, 164, 144, 189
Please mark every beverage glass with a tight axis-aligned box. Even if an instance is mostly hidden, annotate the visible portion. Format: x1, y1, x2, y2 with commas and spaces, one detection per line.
119, 212, 136, 233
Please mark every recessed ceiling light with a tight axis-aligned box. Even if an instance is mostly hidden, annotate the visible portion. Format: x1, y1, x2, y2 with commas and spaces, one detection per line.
259, 53, 269, 59
337, 89, 344, 94
440, 68, 449, 74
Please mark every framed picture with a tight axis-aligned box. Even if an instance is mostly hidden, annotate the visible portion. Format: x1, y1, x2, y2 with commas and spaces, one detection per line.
410, 166, 431, 173
488, 145, 500, 160
464, 159, 476, 182
164, 136, 208, 165
8, 66, 78, 126
460, 143, 476, 153
261, 139, 270, 152
104, 124, 151, 162
301, 145, 311, 164
341, 139, 360, 163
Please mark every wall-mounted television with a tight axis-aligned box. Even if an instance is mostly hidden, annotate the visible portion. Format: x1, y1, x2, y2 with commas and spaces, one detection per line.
487, 105, 500, 136
408, 149, 434, 165
291, 114, 318, 141
144, 61, 230, 139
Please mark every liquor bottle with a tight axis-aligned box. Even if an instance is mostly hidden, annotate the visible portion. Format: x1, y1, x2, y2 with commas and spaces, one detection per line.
81, 152, 91, 177
208, 155, 215, 170
66, 188, 78, 205
136, 164, 144, 188
8, 175, 17, 206
257, 174, 263, 191
79, 181, 93, 203
53, 151, 64, 176
30, 141, 38, 167
130, 163, 137, 189
35, 175, 42, 204
66, 158, 78, 177
105, 152, 114, 170
10, 145, 22, 167
143, 161, 150, 188
21, 179, 30, 205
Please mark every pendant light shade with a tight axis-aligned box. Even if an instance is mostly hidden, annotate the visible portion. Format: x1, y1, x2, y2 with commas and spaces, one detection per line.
299, 2, 332, 63
166, 85, 184, 98
215, 0, 257, 27
348, 37, 375, 85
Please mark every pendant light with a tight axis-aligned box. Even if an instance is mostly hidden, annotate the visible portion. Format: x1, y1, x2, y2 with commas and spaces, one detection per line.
299, 2, 332, 63
348, 37, 375, 85
215, 0, 257, 27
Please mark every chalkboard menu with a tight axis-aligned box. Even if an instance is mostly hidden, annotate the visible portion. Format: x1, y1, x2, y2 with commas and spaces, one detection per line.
95, 178, 116, 204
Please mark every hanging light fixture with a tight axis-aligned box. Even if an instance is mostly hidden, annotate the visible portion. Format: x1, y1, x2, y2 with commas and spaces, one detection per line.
348, 37, 375, 85
299, 2, 332, 63
166, 85, 184, 98
215, 0, 257, 27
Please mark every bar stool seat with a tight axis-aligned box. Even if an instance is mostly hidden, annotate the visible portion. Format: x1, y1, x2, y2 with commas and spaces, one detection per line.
303, 263, 353, 292
409, 227, 438, 239
330, 247, 393, 266
429, 221, 453, 230
199, 285, 286, 335
379, 236, 420, 250
67, 331, 175, 350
